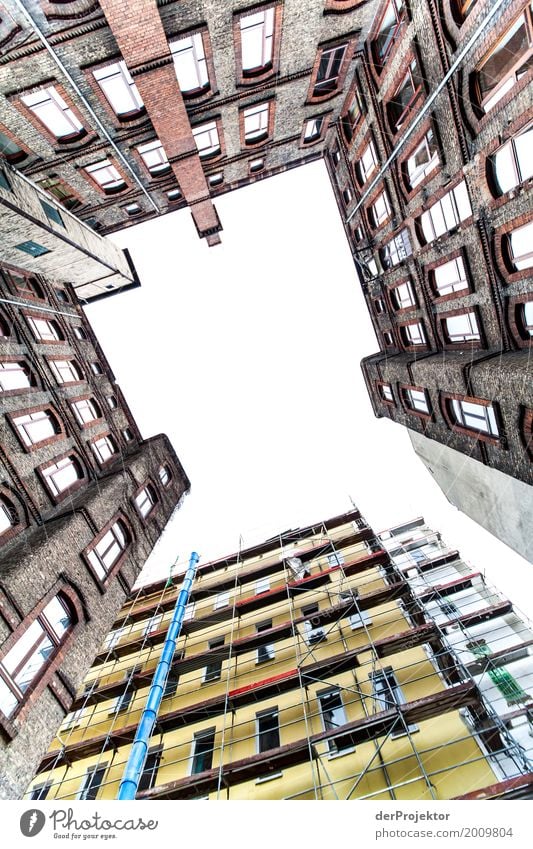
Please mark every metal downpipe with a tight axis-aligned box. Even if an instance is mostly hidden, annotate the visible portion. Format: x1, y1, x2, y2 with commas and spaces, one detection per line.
117, 550, 199, 800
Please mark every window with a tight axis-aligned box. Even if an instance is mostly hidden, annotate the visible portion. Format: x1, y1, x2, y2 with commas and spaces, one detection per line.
138, 748, 162, 792
405, 129, 440, 189
73, 326, 87, 340
0, 314, 11, 337
107, 395, 118, 409
12, 409, 61, 447
312, 44, 346, 97
214, 590, 230, 610
403, 387, 430, 414
135, 484, 157, 519
109, 687, 134, 715
374, 297, 385, 314
318, 689, 349, 753
103, 628, 124, 650
86, 518, 131, 581
143, 613, 163, 636
158, 465, 172, 487
163, 670, 180, 699
420, 181, 472, 243
380, 229, 412, 268
370, 668, 418, 735
400, 321, 426, 347
255, 576, 270, 595
506, 221, 533, 271
170, 32, 209, 94
37, 176, 80, 211
15, 241, 50, 258
328, 551, 344, 567
93, 61, 144, 117
256, 621, 275, 664
368, 190, 392, 228
183, 602, 195, 622
475, 6, 533, 114
203, 637, 224, 682
342, 90, 363, 142
21, 87, 84, 140
490, 123, 533, 196
388, 59, 423, 133
243, 102, 270, 144
137, 139, 170, 176
442, 311, 480, 343
0, 594, 73, 719
240, 8, 274, 75
11, 274, 45, 300
452, 0, 478, 25
379, 382, 394, 402
431, 256, 469, 297
349, 609, 372, 630
342, 186, 352, 206
520, 301, 533, 336
331, 145, 341, 167
85, 159, 126, 193
438, 599, 459, 619
39, 199, 65, 229
249, 157, 264, 173
62, 707, 84, 730
303, 116, 324, 143
355, 140, 378, 185
0, 130, 26, 164
90, 362, 103, 375
29, 783, 51, 800
91, 434, 118, 465
0, 361, 34, 393
448, 397, 499, 437
208, 172, 223, 187
71, 397, 101, 426
167, 189, 182, 203
390, 280, 415, 310
57, 365, 84, 401
256, 708, 280, 752
303, 603, 325, 645
77, 765, 107, 801
125, 203, 141, 216
372, 0, 405, 66
26, 316, 63, 343
191, 729, 215, 774
45, 477, 76, 536
0, 165, 11, 191
122, 427, 134, 442
0, 495, 18, 538
192, 122, 220, 159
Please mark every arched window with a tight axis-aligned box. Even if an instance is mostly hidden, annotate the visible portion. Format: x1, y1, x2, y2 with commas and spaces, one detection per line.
0, 360, 36, 393
71, 397, 102, 426
0, 593, 74, 718
86, 518, 131, 581
49, 359, 83, 384
446, 396, 499, 437
441, 311, 480, 344
91, 434, 118, 465
41, 455, 84, 497
12, 274, 45, 300
0, 313, 12, 338
12, 407, 62, 448
504, 221, 533, 272
135, 483, 158, 519
158, 465, 172, 487
0, 494, 18, 538
488, 123, 533, 196
372, 0, 406, 68
26, 315, 64, 343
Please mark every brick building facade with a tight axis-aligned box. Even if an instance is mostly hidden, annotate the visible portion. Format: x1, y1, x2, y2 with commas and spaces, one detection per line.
0, 259, 190, 798
323, 0, 533, 556
0, 0, 378, 245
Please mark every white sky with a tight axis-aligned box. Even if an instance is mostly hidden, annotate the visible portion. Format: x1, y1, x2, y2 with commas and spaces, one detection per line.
85, 160, 533, 619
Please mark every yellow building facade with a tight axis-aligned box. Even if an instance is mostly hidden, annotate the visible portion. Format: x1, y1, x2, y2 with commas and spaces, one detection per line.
27, 509, 533, 800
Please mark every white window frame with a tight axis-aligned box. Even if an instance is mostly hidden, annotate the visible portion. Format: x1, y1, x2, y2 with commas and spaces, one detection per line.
391, 280, 415, 309
213, 590, 230, 610
170, 32, 209, 93
135, 485, 157, 519
93, 61, 144, 116
91, 435, 117, 465
406, 129, 439, 189
192, 122, 220, 158
240, 8, 275, 74
318, 688, 350, 754
87, 520, 129, 580
420, 181, 472, 243
405, 388, 430, 414
402, 322, 426, 346
71, 398, 100, 426
450, 398, 499, 436
432, 256, 469, 296
85, 159, 125, 192
27, 316, 61, 342
13, 409, 58, 447
443, 311, 480, 343
137, 139, 169, 175
491, 123, 533, 194
243, 102, 270, 143
508, 221, 533, 271
49, 359, 82, 384
303, 116, 323, 142
21, 87, 83, 139
42, 455, 82, 496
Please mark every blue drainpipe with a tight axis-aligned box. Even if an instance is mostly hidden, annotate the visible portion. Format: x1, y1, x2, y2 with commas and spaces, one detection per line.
117, 550, 199, 800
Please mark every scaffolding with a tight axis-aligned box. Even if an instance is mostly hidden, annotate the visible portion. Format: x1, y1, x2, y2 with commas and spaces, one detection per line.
27, 509, 533, 802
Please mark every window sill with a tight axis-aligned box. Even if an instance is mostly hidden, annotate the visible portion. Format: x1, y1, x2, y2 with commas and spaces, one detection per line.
255, 771, 283, 784
327, 746, 355, 760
